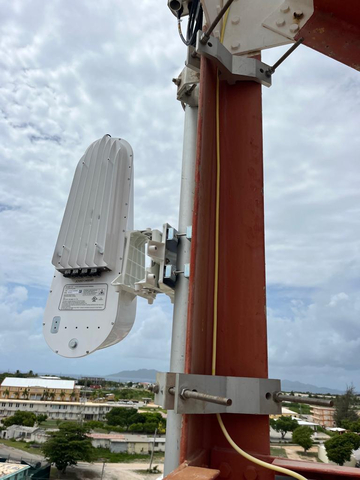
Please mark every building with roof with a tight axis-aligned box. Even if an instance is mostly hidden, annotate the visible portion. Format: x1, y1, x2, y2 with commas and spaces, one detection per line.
0, 463, 30, 480
89, 433, 166, 454
0, 398, 137, 422
311, 406, 336, 427
0, 378, 80, 402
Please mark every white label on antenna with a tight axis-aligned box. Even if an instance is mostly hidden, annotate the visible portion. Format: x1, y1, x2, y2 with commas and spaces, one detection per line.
59, 284, 108, 311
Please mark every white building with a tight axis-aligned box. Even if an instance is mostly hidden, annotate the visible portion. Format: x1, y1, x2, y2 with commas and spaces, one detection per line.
89, 433, 166, 454
0, 399, 137, 422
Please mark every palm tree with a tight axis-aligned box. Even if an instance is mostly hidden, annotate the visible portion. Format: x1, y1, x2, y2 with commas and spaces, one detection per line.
70, 390, 76, 401
59, 391, 66, 401
14, 392, 20, 399
49, 392, 56, 401
3, 389, 10, 398
22, 388, 29, 399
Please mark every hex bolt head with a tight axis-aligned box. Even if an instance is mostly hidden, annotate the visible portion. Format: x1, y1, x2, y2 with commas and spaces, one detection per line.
231, 42, 240, 51
290, 23, 299, 33
276, 18, 285, 27
231, 16, 240, 25
280, 4, 290, 13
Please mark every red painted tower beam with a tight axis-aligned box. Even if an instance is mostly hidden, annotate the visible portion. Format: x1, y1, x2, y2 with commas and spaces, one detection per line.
297, 0, 360, 71
180, 57, 273, 479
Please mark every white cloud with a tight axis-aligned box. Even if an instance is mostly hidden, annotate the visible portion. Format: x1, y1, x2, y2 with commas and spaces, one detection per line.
0, 1, 359, 390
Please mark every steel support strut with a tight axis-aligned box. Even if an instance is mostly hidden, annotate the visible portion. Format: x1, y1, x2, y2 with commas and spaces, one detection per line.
178, 56, 272, 478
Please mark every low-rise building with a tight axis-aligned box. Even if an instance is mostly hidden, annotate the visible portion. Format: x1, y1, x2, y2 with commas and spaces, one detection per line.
0, 399, 136, 422
89, 433, 166, 454
0, 378, 80, 402
311, 406, 335, 427
0, 463, 30, 480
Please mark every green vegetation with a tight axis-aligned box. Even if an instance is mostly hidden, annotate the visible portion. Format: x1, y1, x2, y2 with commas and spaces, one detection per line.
334, 386, 358, 427
105, 408, 166, 434
42, 422, 95, 472
270, 416, 299, 439
292, 426, 313, 452
3, 411, 37, 427
93, 448, 164, 463
36, 414, 48, 425
325, 432, 360, 466
270, 447, 287, 458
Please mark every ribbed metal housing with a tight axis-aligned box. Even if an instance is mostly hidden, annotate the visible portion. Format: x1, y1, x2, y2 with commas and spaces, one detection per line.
52, 134, 133, 272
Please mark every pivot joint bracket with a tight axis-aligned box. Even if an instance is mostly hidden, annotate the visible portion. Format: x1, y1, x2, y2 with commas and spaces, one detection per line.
154, 372, 281, 414
195, 32, 272, 88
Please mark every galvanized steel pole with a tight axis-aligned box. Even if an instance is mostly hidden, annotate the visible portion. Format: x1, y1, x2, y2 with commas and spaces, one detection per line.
164, 103, 198, 476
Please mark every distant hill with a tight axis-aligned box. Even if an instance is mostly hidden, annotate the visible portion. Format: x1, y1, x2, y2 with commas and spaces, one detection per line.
105, 370, 344, 394
281, 379, 343, 395
106, 369, 157, 382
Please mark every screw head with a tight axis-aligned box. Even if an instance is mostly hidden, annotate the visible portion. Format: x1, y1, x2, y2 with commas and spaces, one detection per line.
231, 42, 240, 50
276, 18, 285, 27
69, 338, 78, 349
290, 23, 299, 33
231, 16, 240, 25
280, 4, 290, 13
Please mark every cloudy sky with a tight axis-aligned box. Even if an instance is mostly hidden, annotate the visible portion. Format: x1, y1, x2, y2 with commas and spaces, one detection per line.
0, 0, 359, 391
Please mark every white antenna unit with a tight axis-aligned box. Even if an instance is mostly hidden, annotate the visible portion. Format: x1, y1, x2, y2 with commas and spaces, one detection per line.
43, 135, 137, 358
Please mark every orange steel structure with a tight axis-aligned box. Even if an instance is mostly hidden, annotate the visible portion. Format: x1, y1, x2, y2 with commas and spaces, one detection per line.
164, 1, 360, 479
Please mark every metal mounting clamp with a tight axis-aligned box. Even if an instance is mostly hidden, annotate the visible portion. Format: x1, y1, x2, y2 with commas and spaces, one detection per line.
195, 31, 272, 88
154, 372, 281, 415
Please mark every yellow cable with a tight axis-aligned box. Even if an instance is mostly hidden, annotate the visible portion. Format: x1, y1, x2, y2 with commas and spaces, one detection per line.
212, 6, 307, 480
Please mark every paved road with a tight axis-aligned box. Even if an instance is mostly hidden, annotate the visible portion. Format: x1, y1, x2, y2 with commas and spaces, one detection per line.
0, 444, 44, 463
0, 443, 163, 480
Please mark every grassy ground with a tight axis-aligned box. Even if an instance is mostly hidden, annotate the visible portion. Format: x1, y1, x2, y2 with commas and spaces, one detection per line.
93, 448, 164, 463
0, 438, 42, 455
270, 446, 288, 458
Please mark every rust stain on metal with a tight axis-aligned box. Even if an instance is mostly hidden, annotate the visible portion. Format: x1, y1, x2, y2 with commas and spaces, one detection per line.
164, 465, 220, 480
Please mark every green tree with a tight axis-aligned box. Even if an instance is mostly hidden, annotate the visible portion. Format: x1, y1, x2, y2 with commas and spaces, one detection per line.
42, 422, 95, 473
292, 426, 313, 453
3, 389, 10, 398
325, 432, 360, 466
106, 407, 138, 429
36, 414, 48, 425
3, 411, 37, 427
143, 422, 158, 434
85, 420, 104, 430
349, 420, 360, 433
271, 416, 299, 439
334, 386, 358, 427
22, 389, 29, 399
129, 423, 144, 432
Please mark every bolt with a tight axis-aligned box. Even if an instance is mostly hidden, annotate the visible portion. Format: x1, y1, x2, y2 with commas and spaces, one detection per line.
243, 466, 258, 480
293, 10, 304, 19
148, 384, 160, 394
280, 4, 290, 13
231, 16, 240, 25
276, 18, 285, 27
231, 42, 240, 50
290, 23, 299, 33
69, 339, 78, 349
172, 77, 181, 86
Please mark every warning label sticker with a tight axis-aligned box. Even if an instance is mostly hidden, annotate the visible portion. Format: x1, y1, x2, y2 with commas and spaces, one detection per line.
59, 284, 108, 311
